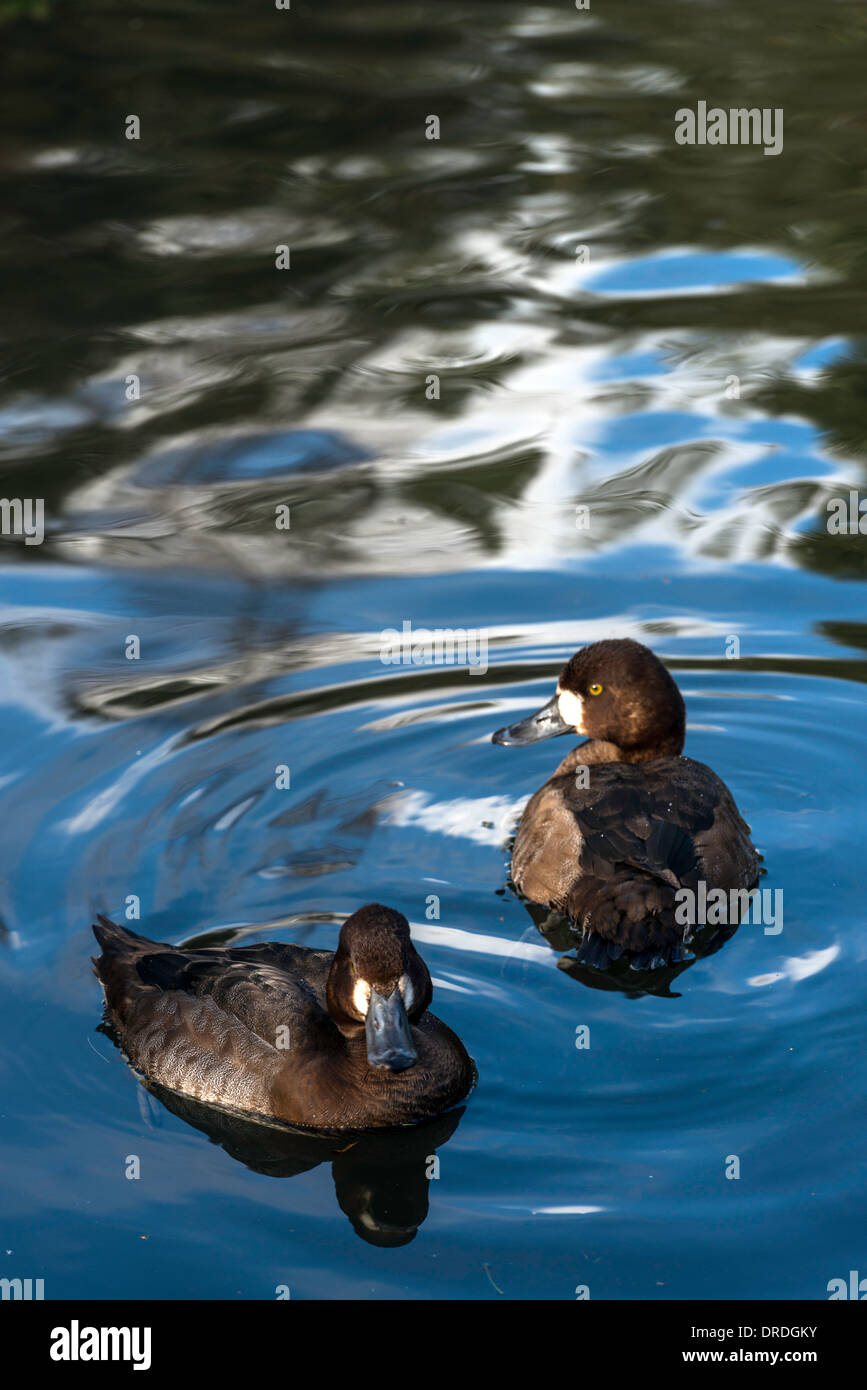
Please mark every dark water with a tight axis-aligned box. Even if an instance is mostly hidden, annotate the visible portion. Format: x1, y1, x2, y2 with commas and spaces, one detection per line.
1, 0, 866, 1300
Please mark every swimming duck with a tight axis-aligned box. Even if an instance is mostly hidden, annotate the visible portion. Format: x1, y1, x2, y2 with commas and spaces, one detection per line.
92, 904, 474, 1130
492, 638, 759, 968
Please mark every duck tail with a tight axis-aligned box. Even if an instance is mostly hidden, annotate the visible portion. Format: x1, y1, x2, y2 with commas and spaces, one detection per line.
92, 914, 125, 953
91, 913, 118, 951
567, 871, 683, 961
91, 915, 153, 981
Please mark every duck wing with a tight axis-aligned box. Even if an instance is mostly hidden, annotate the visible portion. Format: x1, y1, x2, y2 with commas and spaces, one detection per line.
92, 918, 331, 1113
571, 758, 714, 881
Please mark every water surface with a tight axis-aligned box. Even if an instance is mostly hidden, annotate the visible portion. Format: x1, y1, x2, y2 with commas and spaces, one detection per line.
1, 0, 866, 1300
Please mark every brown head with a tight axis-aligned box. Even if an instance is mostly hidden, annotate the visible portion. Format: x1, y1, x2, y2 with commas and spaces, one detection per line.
492, 638, 686, 763
326, 904, 433, 1072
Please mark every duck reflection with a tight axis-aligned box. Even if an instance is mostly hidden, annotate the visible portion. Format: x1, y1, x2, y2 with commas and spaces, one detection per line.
523, 900, 741, 999
142, 1073, 465, 1247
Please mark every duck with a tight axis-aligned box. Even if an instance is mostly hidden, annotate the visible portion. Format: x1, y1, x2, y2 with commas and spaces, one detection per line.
92, 903, 474, 1131
492, 638, 759, 969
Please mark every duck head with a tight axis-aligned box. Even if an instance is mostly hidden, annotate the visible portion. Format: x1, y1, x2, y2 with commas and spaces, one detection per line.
492, 637, 686, 763
326, 904, 433, 1072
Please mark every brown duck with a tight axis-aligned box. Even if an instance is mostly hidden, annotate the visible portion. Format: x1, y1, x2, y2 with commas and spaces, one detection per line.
492, 638, 759, 969
92, 904, 474, 1130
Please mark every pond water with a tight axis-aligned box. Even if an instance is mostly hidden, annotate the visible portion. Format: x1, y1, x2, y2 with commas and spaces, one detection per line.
1, 0, 866, 1300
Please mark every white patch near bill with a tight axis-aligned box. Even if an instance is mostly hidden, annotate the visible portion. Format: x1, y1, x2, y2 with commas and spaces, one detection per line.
557, 687, 585, 731
398, 972, 415, 1011
353, 979, 372, 1016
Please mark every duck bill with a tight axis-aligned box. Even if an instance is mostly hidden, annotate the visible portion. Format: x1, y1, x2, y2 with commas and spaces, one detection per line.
365, 987, 418, 1071
492, 694, 573, 746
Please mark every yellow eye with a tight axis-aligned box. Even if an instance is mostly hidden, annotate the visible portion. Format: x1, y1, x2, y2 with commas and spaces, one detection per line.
588, 682, 603, 696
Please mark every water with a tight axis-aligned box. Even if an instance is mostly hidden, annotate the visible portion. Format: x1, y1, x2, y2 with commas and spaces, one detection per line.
1, 0, 866, 1300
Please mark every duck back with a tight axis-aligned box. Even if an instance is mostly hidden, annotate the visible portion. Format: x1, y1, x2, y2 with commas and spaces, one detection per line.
512, 756, 759, 961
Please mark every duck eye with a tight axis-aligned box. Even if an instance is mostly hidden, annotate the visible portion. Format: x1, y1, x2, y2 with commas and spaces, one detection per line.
588, 682, 603, 696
